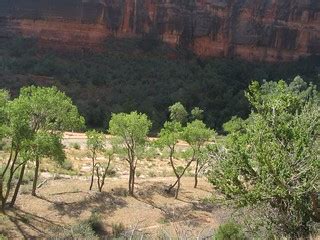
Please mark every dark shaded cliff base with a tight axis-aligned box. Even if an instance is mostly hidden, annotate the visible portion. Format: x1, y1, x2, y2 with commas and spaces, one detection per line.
0, 0, 320, 62
0, 37, 319, 131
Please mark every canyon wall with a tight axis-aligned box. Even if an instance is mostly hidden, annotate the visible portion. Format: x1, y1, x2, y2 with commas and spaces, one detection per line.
0, 0, 320, 61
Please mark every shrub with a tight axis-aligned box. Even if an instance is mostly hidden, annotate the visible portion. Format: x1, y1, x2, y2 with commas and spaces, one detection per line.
0, 234, 8, 240
83, 212, 104, 235
214, 222, 246, 240
50, 223, 98, 240
61, 160, 73, 171
112, 222, 125, 238
72, 143, 81, 150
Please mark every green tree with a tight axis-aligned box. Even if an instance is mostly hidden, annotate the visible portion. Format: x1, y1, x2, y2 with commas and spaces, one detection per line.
209, 78, 320, 238
0, 86, 84, 211
86, 130, 106, 191
108, 111, 151, 196
191, 107, 204, 120
168, 102, 188, 125
17, 86, 84, 197
182, 120, 214, 188
157, 121, 184, 198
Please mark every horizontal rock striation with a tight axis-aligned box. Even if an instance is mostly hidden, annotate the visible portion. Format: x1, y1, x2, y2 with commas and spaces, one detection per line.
0, 0, 319, 61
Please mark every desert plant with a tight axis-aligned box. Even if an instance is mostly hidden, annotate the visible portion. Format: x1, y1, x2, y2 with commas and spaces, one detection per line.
210, 77, 320, 238
214, 222, 246, 240
72, 143, 81, 150
112, 222, 126, 238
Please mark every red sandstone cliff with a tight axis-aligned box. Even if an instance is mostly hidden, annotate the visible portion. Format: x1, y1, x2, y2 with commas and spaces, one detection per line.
0, 0, 319, 62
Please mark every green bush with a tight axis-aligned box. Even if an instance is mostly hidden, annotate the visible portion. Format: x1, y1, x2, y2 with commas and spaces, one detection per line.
214, 222, 246, 240
83, 212, 104, 235
71, 143, 81, 150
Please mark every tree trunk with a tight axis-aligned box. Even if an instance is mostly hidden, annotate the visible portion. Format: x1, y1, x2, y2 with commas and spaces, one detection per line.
89, 151, 95, 191
10, 163, 26, 207
0, 178, 5, 213
128, 165, 133, 195
175, 178, 180, 199
194, 160, 199, 188
131, 166, 135, 195
128, 166, 135, 196
32, 157, 40, 196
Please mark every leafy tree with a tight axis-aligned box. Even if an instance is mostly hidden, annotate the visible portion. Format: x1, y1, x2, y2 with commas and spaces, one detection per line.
86, 130, 106, 191
0, 86, 84, 211
108, 111, 151, 196
157, 121, 184, 198
168, 102, 188, 125
182, 120, 214, 188
191, 107, 204, 120
17, 86, 84, 197
209, 78, 320, 238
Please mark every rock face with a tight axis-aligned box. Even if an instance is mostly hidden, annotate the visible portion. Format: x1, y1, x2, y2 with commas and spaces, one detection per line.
1, 0, 320, 61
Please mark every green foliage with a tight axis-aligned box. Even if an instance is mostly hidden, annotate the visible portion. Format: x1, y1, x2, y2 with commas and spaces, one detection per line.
86, 130, 106, 153
1, 38, 319, 132
61, 159, 73, 171
50, 223, 98, 240
13, 85, 85, 132
222, 116, 245, 134
169, 102, 188, 125
214, 222, 246, 240
157, 121, 183, 149
210, 77, 320, 238
109, 111, 152, 149
83, 212, 104, 235
182, 120, 214, 149
21, 132, 66, 165
191, 107, 204, 120
108, 111, 151, 194
71, 143, 81, 150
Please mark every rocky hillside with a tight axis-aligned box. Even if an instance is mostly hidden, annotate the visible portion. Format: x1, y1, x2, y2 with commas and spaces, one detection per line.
1, 0, 320, 61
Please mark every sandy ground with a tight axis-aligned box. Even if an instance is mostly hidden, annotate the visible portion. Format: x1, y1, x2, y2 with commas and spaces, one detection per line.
2, 177, 230, 239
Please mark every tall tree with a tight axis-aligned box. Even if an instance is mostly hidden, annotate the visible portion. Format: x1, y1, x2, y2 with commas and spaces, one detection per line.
108, 111, 151, 196
0, 86, 84, 211
209, 78, 320, 238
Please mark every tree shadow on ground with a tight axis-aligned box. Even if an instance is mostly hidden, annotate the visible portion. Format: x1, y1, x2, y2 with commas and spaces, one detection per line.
7, 207, 63, 239
134, 181, 200, 223
36, 191, 128, 218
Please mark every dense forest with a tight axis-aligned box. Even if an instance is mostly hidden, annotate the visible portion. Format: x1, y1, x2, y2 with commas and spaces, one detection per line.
0, 37, 319, 132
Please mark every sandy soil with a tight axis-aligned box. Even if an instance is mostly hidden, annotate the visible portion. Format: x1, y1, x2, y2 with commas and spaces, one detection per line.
1, 177, 230, 239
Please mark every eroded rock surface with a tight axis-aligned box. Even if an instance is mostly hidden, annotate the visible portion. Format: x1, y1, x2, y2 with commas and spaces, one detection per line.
0, 0, 319, 61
